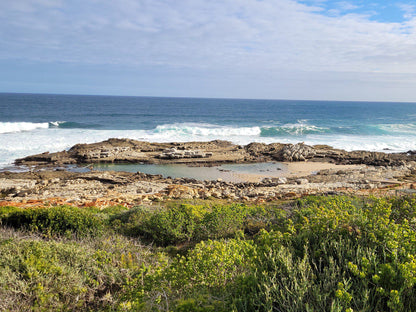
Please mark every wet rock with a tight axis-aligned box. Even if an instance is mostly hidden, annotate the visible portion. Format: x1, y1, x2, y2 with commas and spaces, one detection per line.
296, 178, 309, 185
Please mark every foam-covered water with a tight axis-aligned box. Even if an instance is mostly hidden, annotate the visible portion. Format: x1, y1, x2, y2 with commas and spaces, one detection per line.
1, 93, 416, 168
0, 121, 49, 134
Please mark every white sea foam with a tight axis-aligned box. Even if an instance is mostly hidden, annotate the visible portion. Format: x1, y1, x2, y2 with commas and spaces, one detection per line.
377, 123, 416, 134
0, 122, 49, 134
299, 134, 416, 153
49, 121, 66, 127
261, 124, 329, 136
151, 122, 328, 138
280, 125, 327, 135
153, 123, 261, 137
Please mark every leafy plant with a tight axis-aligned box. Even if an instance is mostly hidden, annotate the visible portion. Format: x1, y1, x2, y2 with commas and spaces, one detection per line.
1, 206, 105, 237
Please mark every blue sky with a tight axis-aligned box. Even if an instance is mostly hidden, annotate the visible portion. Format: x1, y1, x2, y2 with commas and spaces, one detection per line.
299, 1, 415, 22
1, 0, 416, 101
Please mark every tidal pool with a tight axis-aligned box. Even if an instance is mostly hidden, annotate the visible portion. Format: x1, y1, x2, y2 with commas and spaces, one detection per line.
93, 162, 288, 182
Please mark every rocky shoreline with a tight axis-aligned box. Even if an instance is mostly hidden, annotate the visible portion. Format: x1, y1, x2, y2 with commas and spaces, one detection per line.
15, 138, 415, 167
2, 139, 416, 207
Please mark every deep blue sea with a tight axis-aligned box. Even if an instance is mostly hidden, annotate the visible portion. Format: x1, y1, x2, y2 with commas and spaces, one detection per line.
1, 93, 416, 168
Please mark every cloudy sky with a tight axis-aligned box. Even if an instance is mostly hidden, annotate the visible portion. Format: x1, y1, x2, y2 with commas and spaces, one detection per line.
1, 0, 416, 101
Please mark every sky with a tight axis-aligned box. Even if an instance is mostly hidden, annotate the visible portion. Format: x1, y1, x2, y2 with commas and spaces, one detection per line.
1, 0, 416, 101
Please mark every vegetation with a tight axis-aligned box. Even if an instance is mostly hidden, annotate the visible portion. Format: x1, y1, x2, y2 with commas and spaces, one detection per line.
1, 196, 416, 311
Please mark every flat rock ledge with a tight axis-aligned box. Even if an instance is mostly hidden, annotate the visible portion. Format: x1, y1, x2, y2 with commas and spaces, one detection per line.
2, 139, 416, 207
0, 163, 415, 207
14, 139, 416, 167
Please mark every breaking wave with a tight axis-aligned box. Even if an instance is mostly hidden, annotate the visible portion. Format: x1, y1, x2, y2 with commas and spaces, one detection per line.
49, 121, 99, 129
376, 123, 416, 134
260, 124, 330, 136
0, 122, 49, 134
0, 121, 102, 134
1, 121, 416, 168
152, 123, 261, 137
152, 122, 330, 138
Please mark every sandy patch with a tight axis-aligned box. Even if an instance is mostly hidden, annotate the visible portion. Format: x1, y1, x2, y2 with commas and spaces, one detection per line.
228, 162, 364, 182
230, 172, 274, 183
284, 161, 364, 177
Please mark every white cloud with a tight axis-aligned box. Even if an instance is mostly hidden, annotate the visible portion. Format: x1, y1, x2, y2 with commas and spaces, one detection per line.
336, 1, 360, 11
398, 3, 416, 19
1, 0, 416, 100
326, 1, 360, 16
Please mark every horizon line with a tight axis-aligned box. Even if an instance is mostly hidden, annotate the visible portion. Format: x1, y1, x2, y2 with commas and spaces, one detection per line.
1, 91, 415, 104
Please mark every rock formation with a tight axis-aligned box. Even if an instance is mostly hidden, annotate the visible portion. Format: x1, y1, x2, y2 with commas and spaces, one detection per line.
14, 139, 416, 168
2, 139, 416, 207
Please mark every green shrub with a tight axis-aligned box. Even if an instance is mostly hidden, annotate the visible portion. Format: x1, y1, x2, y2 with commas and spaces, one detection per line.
3, 196, 416, 311
241, 196, 416, 312
0, 227, 167, 311
1, 206, 105, 237
174, 295, 229, 312
169, 236, 255, 291
390, 196, 416, 225
140, 236, 257, 311
111, 203, 266, 246
0, 205, 23, 220
195, 204, 249, 241
144, 204, 206, 245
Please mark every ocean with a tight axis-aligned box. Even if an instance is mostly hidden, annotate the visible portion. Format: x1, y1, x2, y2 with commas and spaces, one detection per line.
1, 92, 416, 169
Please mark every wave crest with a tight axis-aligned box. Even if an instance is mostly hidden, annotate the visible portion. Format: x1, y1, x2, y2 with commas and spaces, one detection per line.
49, 121, 99, 129
260, 124, 330, 137
149, 122, 331, 140
377, 123, 416, 134
152, 123, 261, 137
0, 122, 49, 134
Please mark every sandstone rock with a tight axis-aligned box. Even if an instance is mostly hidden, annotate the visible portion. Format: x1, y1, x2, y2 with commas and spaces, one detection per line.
165, 185, 198, 199
272, 143, 316, 161
13, 138, 416, 169
4, 140, 416, 206
158, 148, 211, 159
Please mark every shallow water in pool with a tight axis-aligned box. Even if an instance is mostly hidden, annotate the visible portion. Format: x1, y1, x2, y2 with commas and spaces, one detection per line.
93, 162, 287, 182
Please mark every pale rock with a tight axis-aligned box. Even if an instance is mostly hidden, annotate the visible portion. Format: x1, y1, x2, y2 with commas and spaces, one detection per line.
277, 177, 287, 184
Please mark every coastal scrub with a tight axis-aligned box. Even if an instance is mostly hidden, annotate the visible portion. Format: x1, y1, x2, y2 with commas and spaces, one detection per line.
1, 196, 416, 311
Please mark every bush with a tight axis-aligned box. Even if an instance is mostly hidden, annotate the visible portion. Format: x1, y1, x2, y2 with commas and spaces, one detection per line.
1, 206, 105, 237
195, 204, 249, 241
241, 196, 416, 312
0, 225, 172, 312
0, 206, 23, 220
129, 236, 256, 311
3, 196, 416, 311
110, 203, 267, 246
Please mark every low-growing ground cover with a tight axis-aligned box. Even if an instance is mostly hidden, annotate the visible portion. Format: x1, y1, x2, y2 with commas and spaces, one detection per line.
1, 196, 416, 311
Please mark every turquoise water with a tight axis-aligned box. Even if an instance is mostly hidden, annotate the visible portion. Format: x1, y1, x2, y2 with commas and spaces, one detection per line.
93, 162, 287, 182
1, 93, 416, 168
